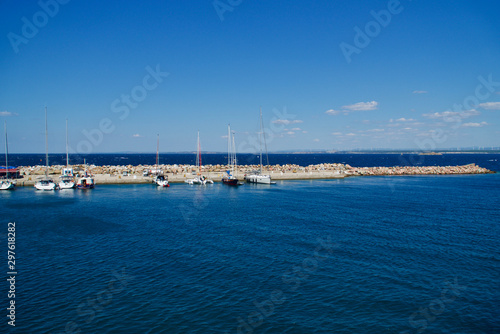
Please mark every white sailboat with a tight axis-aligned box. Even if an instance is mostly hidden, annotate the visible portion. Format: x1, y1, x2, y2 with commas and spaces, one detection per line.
245, 108, 273, 184
1, 121, 15, 190
34, 107, 57, 191
154, 134, 169, 187
222, 124, 240, 186
185, 131, 213, 185
58, 119, 75, 189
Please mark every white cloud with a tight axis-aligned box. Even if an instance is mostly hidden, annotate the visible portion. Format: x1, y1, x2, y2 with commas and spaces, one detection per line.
342, 101, 378, 111
423, 109, 480, 119
302, 130, 308, 134
272, 119, 303, 125
0, 111, 17, 117
478, 102, 500, 110
132, 134, 142, 138
326, 101, 378, 116
291, 127, 301, 131
345, 133, 356, 136
412, 90, 428, 94
396, 118, 416, 122
366, 128, 385, 132
325, 109, 341, 115
313, 138, 320, 142
332, 132, 342, 136
463, 122, 488, 128
286, 131, 295, 135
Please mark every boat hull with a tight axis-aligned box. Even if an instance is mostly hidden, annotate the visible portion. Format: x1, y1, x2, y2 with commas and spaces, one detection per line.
34, 180, 57, 190
222, 178, 240, 186
77, 177, 94, 189
245, 174, 272, 184
155, 177, 169, 187
0, 180, 15, 190
58, 179, 75, 189
77, 184, 94, 189
185, 176, 212, 185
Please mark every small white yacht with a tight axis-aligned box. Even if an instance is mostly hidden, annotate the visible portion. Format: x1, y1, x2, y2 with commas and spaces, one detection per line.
34, 107, 57, 191
185, 131, 213, 185
1, 121, 15, 190
0, 179, 15, 190
244, 108, 274, 185
58, 120, 75, 189
35, 178, 58, 191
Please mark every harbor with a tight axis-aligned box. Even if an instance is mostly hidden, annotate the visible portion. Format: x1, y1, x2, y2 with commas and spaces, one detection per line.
7, 162, 493, 187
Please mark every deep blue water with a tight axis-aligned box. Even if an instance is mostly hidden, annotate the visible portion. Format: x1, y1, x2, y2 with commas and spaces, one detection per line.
7, 153, 500, 172
1, 174, 499, 333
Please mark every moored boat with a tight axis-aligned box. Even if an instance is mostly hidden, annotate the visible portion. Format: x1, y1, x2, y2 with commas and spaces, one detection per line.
34, 107, 57, 191
185, 131, 213, 185
155, 174, 169, 187
77, 171, 94, 189
58, 119, 75, 189
153, 134, 169, 187
245, 108, 273, 184
1, 121, 15, 190
222, 124, 242, 186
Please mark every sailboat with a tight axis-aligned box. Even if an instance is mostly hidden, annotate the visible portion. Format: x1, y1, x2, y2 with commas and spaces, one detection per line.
185, 131, 213, 185
0, 121, 15, 190
245, 108, 273, 184
222, 124, 240, 186
58, 119, 75, 189
77, 158, 95, 189
34, 107, 57, 191
154, 134, 169, 187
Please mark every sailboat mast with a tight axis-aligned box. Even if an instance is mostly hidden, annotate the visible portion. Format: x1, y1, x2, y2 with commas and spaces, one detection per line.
197, 131, 201, 173
227, 125, 230, 171
261, 108, 269, 167
65, 118, 69, 168
156, 134, 159, 171
259, 107, 263, 174
4, 121, 8, 179
45, 106, 49, 178
232, 130, 236, 176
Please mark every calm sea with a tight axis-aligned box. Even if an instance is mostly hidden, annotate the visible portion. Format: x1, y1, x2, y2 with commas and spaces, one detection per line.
7, 153, 500, 172
1, 167, 499, 333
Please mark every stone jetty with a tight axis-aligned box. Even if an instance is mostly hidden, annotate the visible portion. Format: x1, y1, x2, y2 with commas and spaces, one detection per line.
11, 163, 493, 186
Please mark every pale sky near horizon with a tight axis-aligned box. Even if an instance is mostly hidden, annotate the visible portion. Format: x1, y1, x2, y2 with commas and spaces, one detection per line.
1, 0, 499, 153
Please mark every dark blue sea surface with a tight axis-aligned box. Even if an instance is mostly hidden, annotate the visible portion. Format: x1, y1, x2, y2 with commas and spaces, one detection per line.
7, 153, 500, 172
1, 173, 499, 333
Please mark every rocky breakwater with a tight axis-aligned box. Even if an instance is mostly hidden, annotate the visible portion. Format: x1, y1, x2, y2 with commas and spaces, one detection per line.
13, 163, 493, 186
346, 163, 493, 176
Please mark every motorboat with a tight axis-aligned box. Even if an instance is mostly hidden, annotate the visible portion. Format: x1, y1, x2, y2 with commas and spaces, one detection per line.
155, 174, 169, 187
77, 171, 94, 189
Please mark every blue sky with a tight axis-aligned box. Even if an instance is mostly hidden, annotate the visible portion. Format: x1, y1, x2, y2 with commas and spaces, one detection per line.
1, 0, 499, 153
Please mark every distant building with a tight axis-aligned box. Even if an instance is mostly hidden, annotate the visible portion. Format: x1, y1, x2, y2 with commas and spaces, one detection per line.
0, 167, 20, 178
